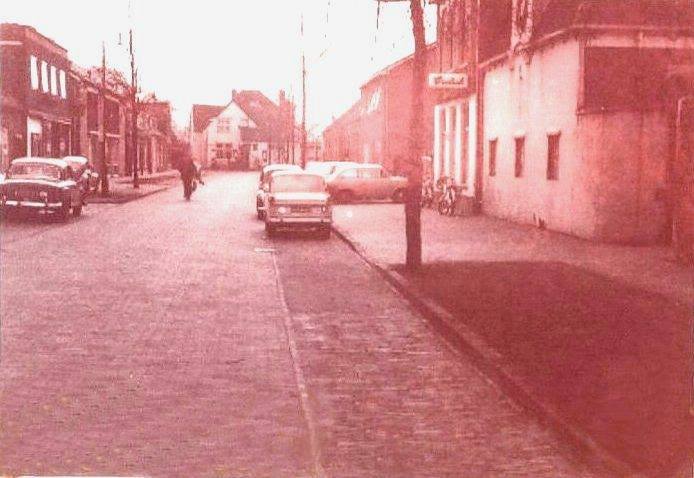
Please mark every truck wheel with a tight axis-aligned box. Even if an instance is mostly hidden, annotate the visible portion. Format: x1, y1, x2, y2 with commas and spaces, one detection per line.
265, 222, 276, 237
72, 204, 83, 217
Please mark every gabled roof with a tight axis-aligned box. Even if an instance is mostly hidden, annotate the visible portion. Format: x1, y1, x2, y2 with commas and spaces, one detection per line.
361, 43, 438, 91
233, 90, 282, 137
191, 104, 225, 133
239, 126, 265, 142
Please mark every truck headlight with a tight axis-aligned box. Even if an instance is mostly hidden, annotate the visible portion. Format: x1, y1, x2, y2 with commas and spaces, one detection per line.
277, 206, 289, 215
39, 191, 48, 200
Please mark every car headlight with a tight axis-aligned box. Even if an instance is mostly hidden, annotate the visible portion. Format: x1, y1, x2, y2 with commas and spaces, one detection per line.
39, 191, 48, 200
277, 206, 289, 215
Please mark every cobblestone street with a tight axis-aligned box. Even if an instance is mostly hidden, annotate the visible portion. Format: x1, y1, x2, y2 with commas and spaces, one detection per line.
0, 172, 599, 477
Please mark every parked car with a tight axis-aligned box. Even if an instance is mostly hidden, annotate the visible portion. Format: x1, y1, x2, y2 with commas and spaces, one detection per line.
63, 155, 99, 197
326, 163, 407, 203
256, 163, 302, 219
0, 157, 84, 219
304, 160, 359, 178
264, 171, 332, 239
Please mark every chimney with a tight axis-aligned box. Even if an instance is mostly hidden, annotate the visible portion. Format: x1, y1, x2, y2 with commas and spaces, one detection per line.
279, 89, 286, 106
232, 89, 237, 100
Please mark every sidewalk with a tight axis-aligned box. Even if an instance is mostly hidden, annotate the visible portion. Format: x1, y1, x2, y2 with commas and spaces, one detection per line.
111, 169, 180, 185
332, 203, 694, 477
88, 171, 179, 204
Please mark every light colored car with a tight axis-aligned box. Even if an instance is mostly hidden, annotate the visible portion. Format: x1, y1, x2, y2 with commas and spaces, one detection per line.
256, 163, 302, 219
0, 157, 84, 219
326, 163, 407, 203
264, 171, 332, 239
63, 155, 99, 197
304, 160, 359, 177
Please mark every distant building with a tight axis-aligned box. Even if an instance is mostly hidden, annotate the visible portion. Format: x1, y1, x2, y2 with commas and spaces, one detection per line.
0, 23, 73, 168
189, 104, 224, 167
322, 45, 438, 175
193, 90, 294, 170
138, 98, 173, 174
70, 65, 130, 175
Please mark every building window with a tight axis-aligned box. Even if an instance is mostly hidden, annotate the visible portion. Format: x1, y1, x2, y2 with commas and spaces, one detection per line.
59, 70, 67, 99
514, 136, 524, 178
50, 65, 58, 95
489, 139, 497, 176
30, 56, 39, 90
41, 61, 49, 93
547, 133, 560, 180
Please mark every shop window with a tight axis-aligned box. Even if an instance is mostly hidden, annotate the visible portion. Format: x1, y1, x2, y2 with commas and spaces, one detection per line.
489, 139, 497, 177
59, 70, 67, 99
50, 65, 58, 95
30, 56, 39, 90
547, 133, 560, 180
514, 136, 524, 178
41, 61, 49, 93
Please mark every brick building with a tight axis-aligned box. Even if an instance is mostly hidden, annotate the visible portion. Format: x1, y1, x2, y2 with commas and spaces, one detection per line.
323, 46, 438, 175
0, 23, 73, 169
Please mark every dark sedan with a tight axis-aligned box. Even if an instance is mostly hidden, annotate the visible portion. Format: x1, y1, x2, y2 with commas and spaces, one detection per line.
0, 157, 84, 219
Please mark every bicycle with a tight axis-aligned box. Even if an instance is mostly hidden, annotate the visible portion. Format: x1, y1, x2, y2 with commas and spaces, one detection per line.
437, 178, 461, 216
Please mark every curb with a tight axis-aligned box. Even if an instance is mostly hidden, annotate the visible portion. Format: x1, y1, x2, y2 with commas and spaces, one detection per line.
331, 223, 639, 478
86, 182, 176, 205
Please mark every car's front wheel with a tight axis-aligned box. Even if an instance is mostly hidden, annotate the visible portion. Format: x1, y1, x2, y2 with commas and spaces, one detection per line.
72, 204, 82, 217
58, 200, 71, 221
265, 222, 276, 237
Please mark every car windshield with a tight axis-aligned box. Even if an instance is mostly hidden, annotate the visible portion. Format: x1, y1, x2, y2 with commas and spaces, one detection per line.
7, 162, 62, 181
271, 174, 325, 193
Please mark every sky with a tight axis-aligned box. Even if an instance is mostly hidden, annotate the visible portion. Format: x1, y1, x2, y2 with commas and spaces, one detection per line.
2, 0, 437, 134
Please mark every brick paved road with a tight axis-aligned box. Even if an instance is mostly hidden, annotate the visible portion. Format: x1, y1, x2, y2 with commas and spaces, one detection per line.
1, 172, 598, 477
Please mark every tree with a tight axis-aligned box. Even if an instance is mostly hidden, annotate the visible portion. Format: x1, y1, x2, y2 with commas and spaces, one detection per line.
377, 0, 426, 270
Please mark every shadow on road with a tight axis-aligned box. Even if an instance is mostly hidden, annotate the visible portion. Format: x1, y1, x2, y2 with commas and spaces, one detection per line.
396, 260, 693, 477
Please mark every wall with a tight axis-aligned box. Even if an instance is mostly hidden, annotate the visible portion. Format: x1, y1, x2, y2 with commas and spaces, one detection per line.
482, 32, 694, 243
483, 39, 590, 237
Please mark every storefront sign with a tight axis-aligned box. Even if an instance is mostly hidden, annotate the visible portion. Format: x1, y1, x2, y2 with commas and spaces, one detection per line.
428, 73, 468, 89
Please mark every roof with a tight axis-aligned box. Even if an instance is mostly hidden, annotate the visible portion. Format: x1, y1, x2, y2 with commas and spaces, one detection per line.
360, 43, 438, 90
240, 126, 266, 143
271, 170, 324, 179
534, 0, 694, 39
262, 163, 302, 173
233, 90, 282, 138
10, 157, 69, 168
0, 23, 67, 54
191, 104, 225, 133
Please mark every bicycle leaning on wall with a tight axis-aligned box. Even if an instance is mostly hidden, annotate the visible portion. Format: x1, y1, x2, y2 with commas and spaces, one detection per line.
436, 176, 462, 216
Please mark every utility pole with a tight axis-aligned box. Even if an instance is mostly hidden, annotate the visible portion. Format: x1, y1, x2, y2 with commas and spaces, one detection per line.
129, 28, 139, 188
301, 14, 307, 168
99, 41, 110, 195
376, 0, 426, 269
